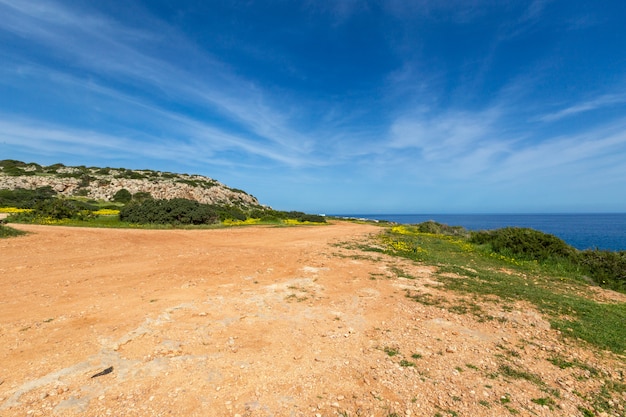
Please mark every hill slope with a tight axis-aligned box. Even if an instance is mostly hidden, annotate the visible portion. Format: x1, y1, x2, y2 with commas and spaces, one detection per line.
0, 160, 261, 208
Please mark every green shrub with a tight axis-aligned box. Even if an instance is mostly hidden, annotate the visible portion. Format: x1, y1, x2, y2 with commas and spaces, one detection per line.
112, 189, 132, 203
212, 205, 246, 222
577, 250, 626, 292
119, 199, 219, 225
114, 169, 146, 180
416, 221, 467, 236
11, 198, 94, 221
132, 191, 153, 202
470, 227, 575, 262
0, 186, 56, 208
284, 211, 326, 223
468, 226, 624, 291
0, 160, 41, 176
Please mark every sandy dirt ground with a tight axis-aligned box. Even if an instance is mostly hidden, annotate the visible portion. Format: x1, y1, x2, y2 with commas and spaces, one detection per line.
0, 222, 624, 417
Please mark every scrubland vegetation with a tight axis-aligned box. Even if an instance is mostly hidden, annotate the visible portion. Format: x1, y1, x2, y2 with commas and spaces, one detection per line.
0, 187, 325, 228
367, 222, 625, 354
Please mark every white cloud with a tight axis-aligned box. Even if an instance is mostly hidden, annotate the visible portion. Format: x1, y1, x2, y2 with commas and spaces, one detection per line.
539, 93, 626, 122
0, 0, 317, 163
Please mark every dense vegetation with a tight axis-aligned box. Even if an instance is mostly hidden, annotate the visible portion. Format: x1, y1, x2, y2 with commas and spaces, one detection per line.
118, 199, 326, 225
0, 186, 56, 208
119, 198, 220, 225
0, 186, 325, 227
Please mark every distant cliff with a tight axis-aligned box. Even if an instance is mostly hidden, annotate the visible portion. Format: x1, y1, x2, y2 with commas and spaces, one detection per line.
0, 160, 262, 208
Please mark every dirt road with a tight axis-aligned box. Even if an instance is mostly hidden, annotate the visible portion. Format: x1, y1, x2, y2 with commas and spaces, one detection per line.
0, 223, 623, 416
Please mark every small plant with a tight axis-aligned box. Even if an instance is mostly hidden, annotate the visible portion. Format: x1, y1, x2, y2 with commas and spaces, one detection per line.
405, 290, 444, 306
547, 355, 575, 369
384, 347, 399, 357
411, 353, 423, 359
499, 365, 543, 386
504, 406, 519, 414
399, 359, 416, 367
531, 397, 555, 410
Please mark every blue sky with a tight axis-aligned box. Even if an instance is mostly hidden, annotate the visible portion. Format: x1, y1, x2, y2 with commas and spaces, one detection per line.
1, 1, 625, 214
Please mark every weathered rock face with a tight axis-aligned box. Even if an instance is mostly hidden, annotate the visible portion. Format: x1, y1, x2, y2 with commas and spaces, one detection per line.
0, 162, 262, 207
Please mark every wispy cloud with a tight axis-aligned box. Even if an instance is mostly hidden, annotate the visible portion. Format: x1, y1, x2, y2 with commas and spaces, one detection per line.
0, 0, 320, 165
539, 93, 626, 122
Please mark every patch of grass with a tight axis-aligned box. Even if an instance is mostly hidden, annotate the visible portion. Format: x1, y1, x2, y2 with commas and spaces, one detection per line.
399, 359, 416, 367
531, 397, 556, 409
411, 353, 423, 359
0, 224, 26, 238
384, 347, 400, 357
578, 406, 594, 417
593, 380, 626, 414
499, 364, 544, 386
404, 290, 445, 306
478, 400, 490, 407
368, 228, 626, 354
547, 355, 600, 378
390, 265, 415, 279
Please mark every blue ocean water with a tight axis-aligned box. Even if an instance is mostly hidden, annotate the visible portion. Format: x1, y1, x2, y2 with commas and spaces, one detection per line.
337, 214, 626, 251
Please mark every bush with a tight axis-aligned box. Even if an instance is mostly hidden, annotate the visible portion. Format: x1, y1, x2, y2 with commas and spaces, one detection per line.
132, 191, 153, 202
119, 199, 219, 225
0, 186, 56, 208
212, 205, 246, 222
0, 160, 41, 176
470, 227, 575, 262
115, 169, 146, 180
11, 198, 94, 222
416, 221, 467, 236
577, 250, 626, 292
469, 226, 625, 292
112, 189, 132, 203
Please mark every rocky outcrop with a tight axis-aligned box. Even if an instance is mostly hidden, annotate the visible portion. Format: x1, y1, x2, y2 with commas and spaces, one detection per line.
0, 162, 262, 207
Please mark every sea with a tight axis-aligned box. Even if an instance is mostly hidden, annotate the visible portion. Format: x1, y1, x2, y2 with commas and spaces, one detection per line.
335, 213, 626, 252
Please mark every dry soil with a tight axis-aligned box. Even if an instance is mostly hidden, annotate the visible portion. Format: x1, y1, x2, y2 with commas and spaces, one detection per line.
0, 222, 624, 417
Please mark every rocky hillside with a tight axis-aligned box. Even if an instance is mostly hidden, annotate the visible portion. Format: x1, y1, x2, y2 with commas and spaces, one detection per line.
0, 160, 261, 207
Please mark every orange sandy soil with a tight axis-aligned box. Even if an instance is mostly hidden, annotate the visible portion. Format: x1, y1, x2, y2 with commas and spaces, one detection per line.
0, 222, 624, 417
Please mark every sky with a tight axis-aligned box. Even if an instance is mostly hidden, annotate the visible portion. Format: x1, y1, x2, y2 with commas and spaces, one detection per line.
1, 0, 626, 214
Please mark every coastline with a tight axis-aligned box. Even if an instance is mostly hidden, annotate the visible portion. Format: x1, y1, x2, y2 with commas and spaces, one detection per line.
334, 213, 626, 251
